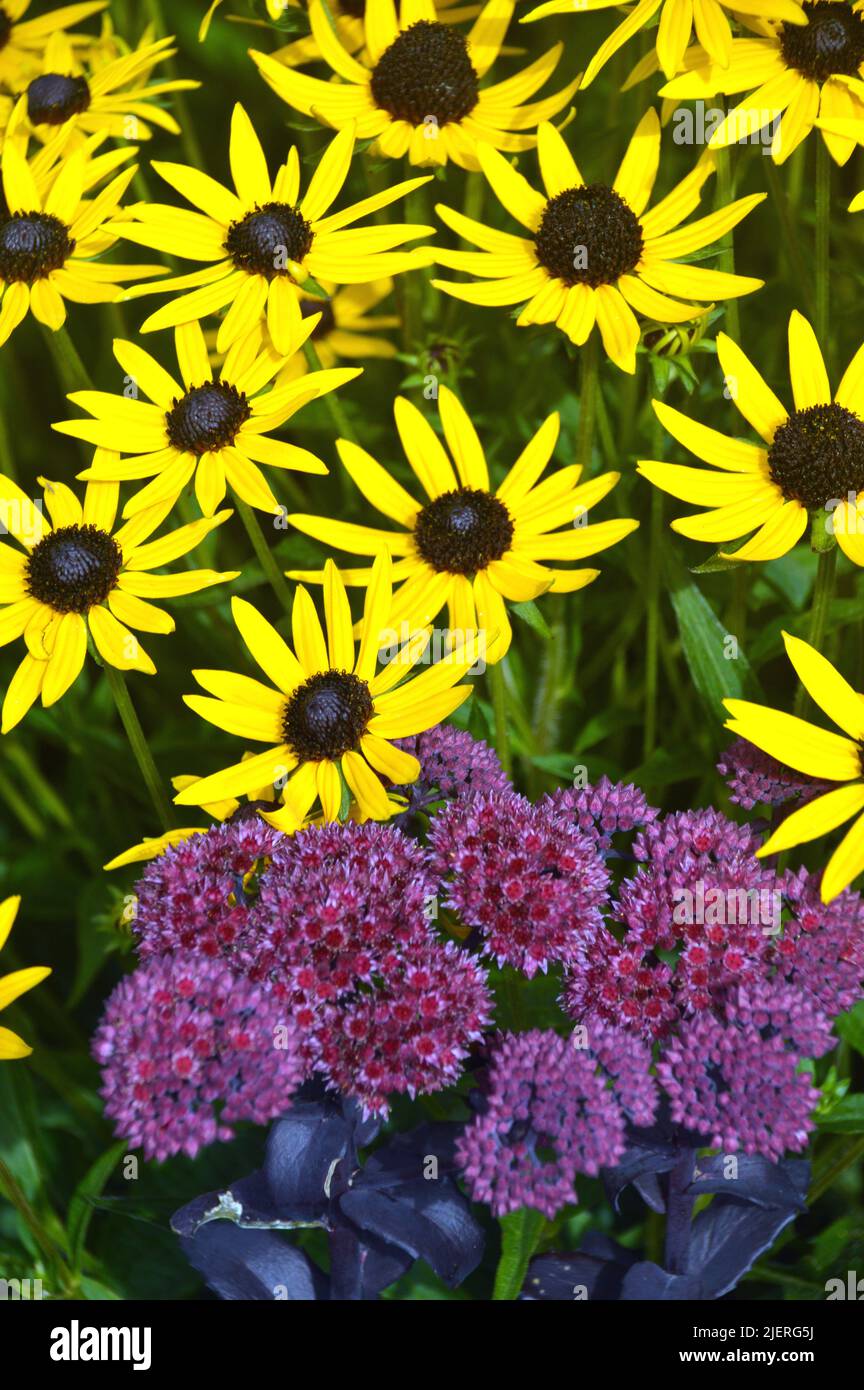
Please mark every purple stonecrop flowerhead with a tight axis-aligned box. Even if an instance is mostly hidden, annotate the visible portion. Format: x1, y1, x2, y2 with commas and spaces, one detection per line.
457, 1026, 658, 1219
542, 777, 658, 851
563, 809, 779, 1040
315, 940, 493, 1115
657, 983, 828, 1162
125, 819, 491, 1119
772, 868, 864, 1018
428, 790, 609, 978
394, 724, 511, 806
717, 739, 829, 811
92, 954, 306, 1162
132, 818, 282, 961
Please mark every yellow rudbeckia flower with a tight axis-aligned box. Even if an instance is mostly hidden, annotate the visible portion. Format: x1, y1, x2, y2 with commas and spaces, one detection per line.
0, 0, 106, 87
287, 387, 638, 659
725, 631, 864, 901
432, 111, 765, 375
660, 1, 864, 165
112, 103, 433, 354
263, 0, 477, 71
522, 0, 805, 88
0, 896, 50, 1061
0, 471, 238, 732
274, 279, 400, 379
1, 29, 199, 146
250, 0, 579, 170
174, 550, 484, 826
639, 310, 864, 563
55, 317, 359, 518
0, 135, 164, 346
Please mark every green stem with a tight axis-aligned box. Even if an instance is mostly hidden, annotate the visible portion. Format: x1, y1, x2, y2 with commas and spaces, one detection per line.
814, 136, 831, 347
644, 398, 666, 762
40, 323, 93, 395
487, 660, 513, 778
103, 663, 173, 832
764, 160, 816, 320
577, 333, 599, 472
235, 495, 295, 614
302, 335, 358, 444
808, 1134, 864, 1204
794, 546, 837, 716
142, 0, 206, 172
728, 564, 749, 650
0, 1153, 68, 1274
713, 118, 739, 343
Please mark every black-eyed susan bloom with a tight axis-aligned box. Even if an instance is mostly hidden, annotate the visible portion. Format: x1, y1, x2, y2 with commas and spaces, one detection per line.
1, 30, 199, 145
250, 0, 579, 170
638, 310, 864, 562
432, 113, 765, 374
660, 2, 864, 164
0, 471, 238, 732
174, 551, 482, 826
522, 0, 806, 87
286, 388, 638, 658
0, 0, 106, 87
0, 136, 164, 346
56, 318, 359, 517
0, 896, 50, 1061
725, 631, 864, 900
112, 104, 433, 354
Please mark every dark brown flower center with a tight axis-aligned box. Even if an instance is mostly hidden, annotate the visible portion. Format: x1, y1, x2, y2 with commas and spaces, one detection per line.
768, 402, 864, 511
282, 670, 374, 761
166, 382, 251, 456
301, 296, 335, 338
0, 8, 12, 48
224, 202, 314, 279
371, 21, 479, 126
534, 184, 644, 287
27, 73, 91, 124
414, 487, 514, 575
780, 1, 864, 82
0, 211, 75, 282
26, 524, 122, 614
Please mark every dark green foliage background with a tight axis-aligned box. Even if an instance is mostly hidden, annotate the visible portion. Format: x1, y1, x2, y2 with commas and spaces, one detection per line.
1, 0, 863, 1301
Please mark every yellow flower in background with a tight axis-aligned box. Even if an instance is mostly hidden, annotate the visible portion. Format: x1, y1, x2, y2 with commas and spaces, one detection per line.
0, 471, 237, 732
112, 104, 433, 354
287, 388, 638, 659
103, 768, 285, 870
276, 279, 400, 377
0, 135, 164, 346
638, 311, 864, 563
0, 29, 199, 145
0, 0, 106, 88
0, 896, 50, 1061
250, 0, 579, 170
174, 550, 483, 826
660, 2, 864, 165
725, 631, 864, 901
432, 112, 765, 374
521, 0, 805, 88
56, 318, 360, 517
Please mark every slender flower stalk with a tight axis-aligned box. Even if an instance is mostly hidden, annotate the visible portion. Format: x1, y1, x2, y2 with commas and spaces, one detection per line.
103, 662, 173, 832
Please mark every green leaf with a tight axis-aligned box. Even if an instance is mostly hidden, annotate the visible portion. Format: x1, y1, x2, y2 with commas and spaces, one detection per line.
511, 600, 551, 639
492, 1208, 547, 1300
67, 1140, 127, 1271
836, 1002, 864, 1057
818, 1094, 864, 1134
665, 549, 760, 712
